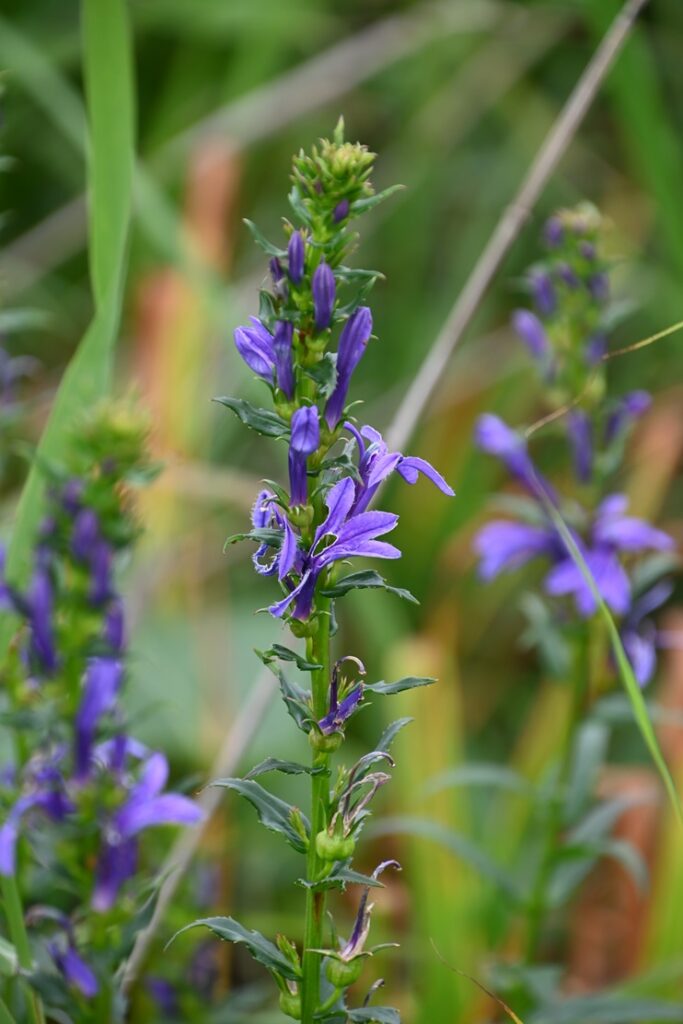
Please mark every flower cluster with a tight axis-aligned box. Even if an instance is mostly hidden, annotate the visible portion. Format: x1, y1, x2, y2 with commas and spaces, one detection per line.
185, 123, 454, 1023
474, 209, 678, 685
0, 405, 202, 1004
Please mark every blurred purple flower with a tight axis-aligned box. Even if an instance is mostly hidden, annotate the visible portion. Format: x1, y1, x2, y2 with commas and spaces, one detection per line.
622, 581, 673, 687
250, 489, 298, 580
543, 216, 564, 249
567, 410, 593, 483
74, 659, 123, 780
333, 198, 350, 223
530, 271, 556, 316
605, 390, 651, 443
50, 943, 99, 998
474, 521, 558, 581
511, 309, 549, 361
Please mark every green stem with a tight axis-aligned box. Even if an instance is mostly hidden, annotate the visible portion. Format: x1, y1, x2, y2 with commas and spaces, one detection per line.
524, 629, 590, 963
301, 597, 331, 1024
0, 875, 45, 1024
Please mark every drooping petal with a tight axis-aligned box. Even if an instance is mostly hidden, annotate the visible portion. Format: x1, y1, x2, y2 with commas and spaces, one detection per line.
530, 271, 556, 316
594, 510, 674, 553
396, 456, 455, 496
318, 685, 363, 735
622, 627, 657, 687
278, 519, 298, 580
116, 793, 203, 839
313, 477, 356, 547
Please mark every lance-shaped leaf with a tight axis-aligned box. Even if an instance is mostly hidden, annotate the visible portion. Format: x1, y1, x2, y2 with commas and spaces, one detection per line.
213, 397, 289, 438
225, 527, 282, 549
257, 644, 322, 673
346, 1008, 402, 1024
255, 659, 312, 732
365, 677, 435, 696
168, 916, 299, 981
301, 353, 338, 400
210, 778, 309, 853
245, 758, 326, 780
350, 183, 405, 215
376, 718, 413, 753
243, 219, 285, 258
321, 570, 418, 604
296, 864, 388, 893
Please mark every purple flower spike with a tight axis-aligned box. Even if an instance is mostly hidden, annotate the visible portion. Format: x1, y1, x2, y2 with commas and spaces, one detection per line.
51, 944, 99, 998
511, 309, 549, 361
104, 600, 125, 653
567, 410, 593, 483
288, 406, 320, 506
273, 321, 295, 399
234, 318, 275, 379
288, 231, 304, 285
324, 306, 373, 429
530, 271, 556, 316
333, 198, 350, 223
313, 262, 335, 332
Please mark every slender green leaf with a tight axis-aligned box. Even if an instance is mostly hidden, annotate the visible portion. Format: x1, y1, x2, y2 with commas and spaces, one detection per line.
366, 676, 435, 696
210, 778, 309, 852
537, 487, 683, 825
168, 916, 299, 981
213, 397, 289, 438
375, 718, 413, 753
424, 763, 533, 797
257, 644, 322, 672
370, 817, 523, 904
245, 758, 325, 780
321, 570, 418, 604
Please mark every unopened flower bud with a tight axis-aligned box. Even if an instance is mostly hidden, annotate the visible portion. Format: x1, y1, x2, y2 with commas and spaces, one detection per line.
315, 830, 355, 861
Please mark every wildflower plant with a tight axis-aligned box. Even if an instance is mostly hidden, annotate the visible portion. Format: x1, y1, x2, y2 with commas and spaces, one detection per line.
473, 206, 679, 998
0, 404, 203, 1022
177, 122, 454, 1023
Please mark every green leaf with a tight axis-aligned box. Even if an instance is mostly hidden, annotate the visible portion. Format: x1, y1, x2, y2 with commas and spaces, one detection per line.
245, 758, 325, 780
0, 0, 134, 650
256, 660, 312, 732
536, 485, 683, 826
530, 996, 683, 1023
168, 916, 298, 981
258, 644, 322, 672
376, 718, 413, 753
243, 218, 285, 258
225, 527, 282, 548
0, 309, 52, 335
350, 184, 405, 215
365, 676, 435, 696
370, 817, 523, 904
213, 397, 289, 438
210, 778, 309, 853
301, 353, 337, 399
321, 570, 418, 604
346, 1007, 401, 1023
549, 838, 648, 909
564, 721, 609, 825
0, 937, 17, 977
297, 864, 386, 892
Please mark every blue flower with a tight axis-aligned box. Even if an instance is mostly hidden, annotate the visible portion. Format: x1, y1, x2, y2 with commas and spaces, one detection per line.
269, 477, 401, 620
312, 262, 335, 332
474, 521, 558, 581
250, 490, 298, 579
545, 495, 674, 617
512, 309, 549, 362
621, 581, 673, 687
288, 406, 320, 506
273, 321, 295, 399
530, 270, 556, 316
605, 390, 651, 443
74, 659, 123, 780
324, 307, 373, 430
50, 942, 99, 999
475, 414, 554, 500
28, 565, 58, 676
0, 764, 72, 876
333, 199, 350, 223
334, 861, 400, 962
234, 317, 276, 379
318, 656, 366, 735
93, 751, 203, 911
345, 422, 454, 514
